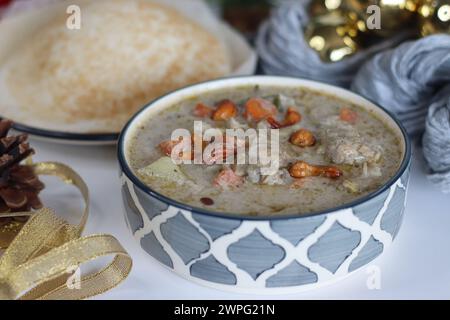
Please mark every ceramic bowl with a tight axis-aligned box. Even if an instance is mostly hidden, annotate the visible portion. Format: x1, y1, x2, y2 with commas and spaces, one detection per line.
118, 76, 411, 294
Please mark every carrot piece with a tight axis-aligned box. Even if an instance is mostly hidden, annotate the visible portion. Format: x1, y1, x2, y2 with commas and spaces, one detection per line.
340, 107, 358, 124
244, 98, 277, 122
213, 168, 244, 188
212, 99, 238, 121
193, 103, 214, 117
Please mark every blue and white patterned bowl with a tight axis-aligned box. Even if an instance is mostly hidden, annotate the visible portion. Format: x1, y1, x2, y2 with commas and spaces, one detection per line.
118, 76, 411, 293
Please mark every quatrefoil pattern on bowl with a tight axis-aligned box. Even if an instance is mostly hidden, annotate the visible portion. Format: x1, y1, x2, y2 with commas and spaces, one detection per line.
121, 166, 409, 292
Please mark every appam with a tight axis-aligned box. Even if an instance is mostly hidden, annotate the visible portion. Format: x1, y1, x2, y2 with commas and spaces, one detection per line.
0, 0, 255, 143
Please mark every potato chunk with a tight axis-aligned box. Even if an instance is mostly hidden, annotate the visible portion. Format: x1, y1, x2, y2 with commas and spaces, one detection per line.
138, 157, 187, 182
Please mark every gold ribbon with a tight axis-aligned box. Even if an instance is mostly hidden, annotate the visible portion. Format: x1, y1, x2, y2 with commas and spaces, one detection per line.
0, 162, 132, 300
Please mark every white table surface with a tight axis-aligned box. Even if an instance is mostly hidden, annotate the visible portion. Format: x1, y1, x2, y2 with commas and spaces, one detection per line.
31, 138, 450, 300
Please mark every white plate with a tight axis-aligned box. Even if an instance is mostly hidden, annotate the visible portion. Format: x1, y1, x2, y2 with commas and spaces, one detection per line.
0, 0, 257, 145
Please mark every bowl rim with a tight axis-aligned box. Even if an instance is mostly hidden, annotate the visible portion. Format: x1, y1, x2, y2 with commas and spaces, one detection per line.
117, 75, 412, 221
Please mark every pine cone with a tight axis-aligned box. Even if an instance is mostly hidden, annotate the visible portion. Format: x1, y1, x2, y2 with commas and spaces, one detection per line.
0, 120, 44, 213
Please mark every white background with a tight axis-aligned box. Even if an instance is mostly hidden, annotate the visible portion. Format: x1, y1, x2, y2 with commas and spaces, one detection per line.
30, 138, 450, 300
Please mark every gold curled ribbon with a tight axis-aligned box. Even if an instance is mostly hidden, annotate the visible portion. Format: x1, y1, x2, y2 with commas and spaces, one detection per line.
0, 162, 132, 300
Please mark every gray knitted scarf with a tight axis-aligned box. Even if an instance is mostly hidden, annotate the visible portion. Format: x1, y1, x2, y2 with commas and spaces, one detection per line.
257, 1, 450, 193
352, 36, 450, 193
256, 0, 410, 87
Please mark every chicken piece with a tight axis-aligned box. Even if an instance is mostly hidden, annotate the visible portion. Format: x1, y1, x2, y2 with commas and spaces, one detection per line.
359, 145, 382, 162
228, 117, 249, 130
320, 117, 382, 165
260, 169, 291, 185
273, 94, 296, 110
362, 162, 382, 178
327, 138, 382, 165
256, 121, 270, 130
328, 140, 365, 164
246, 166, 261, 184
213, 168, 244, 189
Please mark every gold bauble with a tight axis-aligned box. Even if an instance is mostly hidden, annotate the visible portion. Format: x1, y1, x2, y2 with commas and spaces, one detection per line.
308, 0, 383, 16
309, 0, 420, 37
309, 0, 347, 16
313, 10, 349, 26
418, 0, 450, 35
305, 0, 427, 62
305, 22, 359, 62
346, 0, 419, 37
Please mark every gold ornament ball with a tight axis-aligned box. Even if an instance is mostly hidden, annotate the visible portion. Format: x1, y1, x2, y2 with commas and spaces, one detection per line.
419, 0, 450, 35
308, 0, 381, 16
305, 23, 359, 62
348, 0, 419, 37
311, 10, 349, 27
309, 0, 421, 37
309, 0, 348, 16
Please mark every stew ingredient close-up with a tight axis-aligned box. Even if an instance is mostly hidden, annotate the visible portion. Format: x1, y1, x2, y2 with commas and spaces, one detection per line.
128, 86, 402, 216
